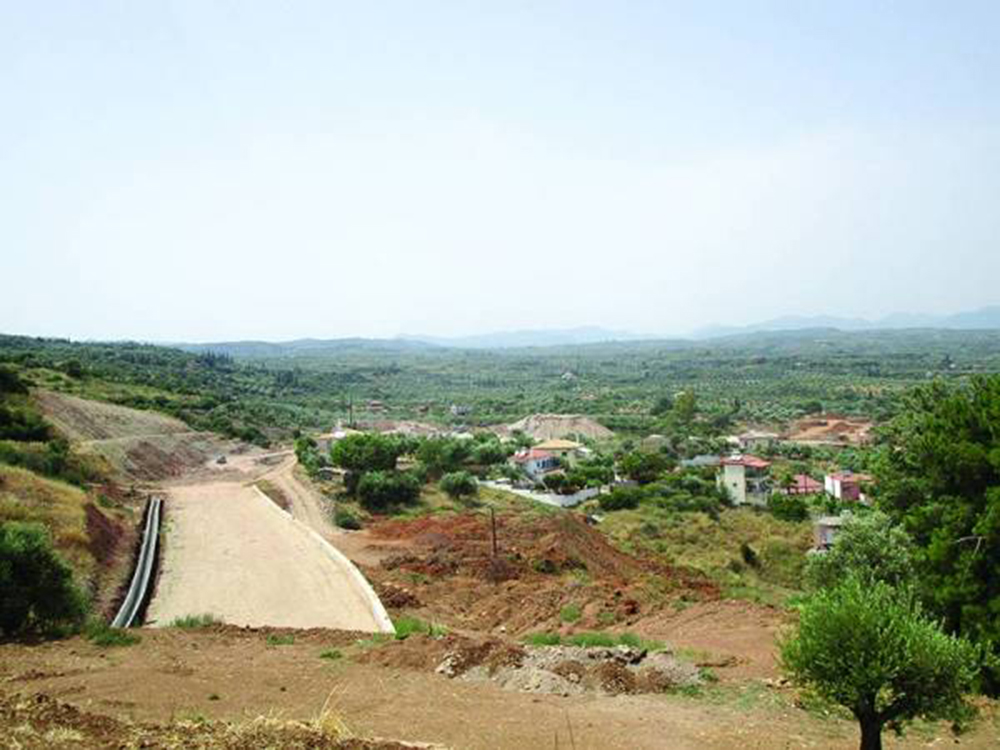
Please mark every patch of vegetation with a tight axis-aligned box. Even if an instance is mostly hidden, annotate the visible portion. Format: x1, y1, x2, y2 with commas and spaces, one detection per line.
333, 508, 361, 530
84, 621, 140, 647
169, 613, 220, 629
319, 649, 343, 660
598, 504, 812, 605
265, 633, 295, 647
559, 603, 582, 623
392, 616, 447, 640
0, 521, 89, 638
522, 631, 665, 651
523, 632, 563, 647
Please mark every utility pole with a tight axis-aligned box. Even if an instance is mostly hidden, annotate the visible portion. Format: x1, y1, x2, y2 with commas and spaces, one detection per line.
490, 506, 498, 558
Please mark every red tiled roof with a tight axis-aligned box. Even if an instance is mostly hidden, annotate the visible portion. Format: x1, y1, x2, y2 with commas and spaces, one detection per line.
828, 472, 874, 484
512, 449, 553, 463
721, 454, 771, 469
791, 474, 822, 492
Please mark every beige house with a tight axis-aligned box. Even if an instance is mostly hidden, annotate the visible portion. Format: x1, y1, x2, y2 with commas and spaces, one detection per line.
533, 439, 584, 463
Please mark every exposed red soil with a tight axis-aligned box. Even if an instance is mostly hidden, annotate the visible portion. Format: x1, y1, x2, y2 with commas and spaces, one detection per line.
363, 512, 719, 635
631, 600, 792, 682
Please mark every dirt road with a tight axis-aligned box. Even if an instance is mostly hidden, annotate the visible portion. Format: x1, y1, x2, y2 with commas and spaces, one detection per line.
147, 475, 392, 632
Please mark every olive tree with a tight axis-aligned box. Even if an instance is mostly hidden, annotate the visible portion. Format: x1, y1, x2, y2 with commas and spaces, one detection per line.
439, 470, 478, 502
781, 576, 979, 750
805, 511, 915, 590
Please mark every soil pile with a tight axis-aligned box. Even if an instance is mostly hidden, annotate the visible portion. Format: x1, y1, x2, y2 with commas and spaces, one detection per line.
368, 512, 718, 633
501, 414, 614, 441
367, 635, 700, 697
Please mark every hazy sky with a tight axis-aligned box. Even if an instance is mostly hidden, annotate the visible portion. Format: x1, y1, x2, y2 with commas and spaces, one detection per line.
3, 1, 999, 342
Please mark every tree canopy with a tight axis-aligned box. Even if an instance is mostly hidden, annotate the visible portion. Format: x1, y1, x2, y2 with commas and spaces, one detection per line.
330, 433, 408, 474
781, 575, 979, 750
874, 375, 1000, 688
805, 511, 915, 591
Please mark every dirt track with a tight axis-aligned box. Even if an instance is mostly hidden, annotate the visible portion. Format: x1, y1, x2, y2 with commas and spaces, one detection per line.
147, 475, 390, 632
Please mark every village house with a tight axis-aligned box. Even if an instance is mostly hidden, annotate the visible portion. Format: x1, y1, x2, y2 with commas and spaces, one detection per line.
779, 473, 823, 495
533, 438, 585, 463
824, 471, 874, 503
813, 515, 846, 550
736, 430, 780, 452
717, 454, 771, 506
510, 448, 559, 480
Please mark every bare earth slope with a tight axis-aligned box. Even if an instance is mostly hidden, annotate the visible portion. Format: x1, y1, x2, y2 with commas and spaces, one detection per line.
34, 389, 238, 481
34, 390, 190, 440
503, 413, 614, 440
147, 478, 391, 632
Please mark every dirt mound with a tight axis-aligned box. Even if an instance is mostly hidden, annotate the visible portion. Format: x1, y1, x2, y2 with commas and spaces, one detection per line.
367, 512, 718, 634
501, 414, 614, 441
433, 638, 700, 696
0, 690, 435, 749
784, 414, 872, 445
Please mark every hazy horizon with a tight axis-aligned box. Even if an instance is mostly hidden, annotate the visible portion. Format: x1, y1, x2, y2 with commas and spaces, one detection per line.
4, 2, 999, 342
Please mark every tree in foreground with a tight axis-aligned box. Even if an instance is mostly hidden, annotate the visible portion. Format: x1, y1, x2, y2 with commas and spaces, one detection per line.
0, 522, 88, 637
874, 375, 1000, 689
781, 575, 979, 750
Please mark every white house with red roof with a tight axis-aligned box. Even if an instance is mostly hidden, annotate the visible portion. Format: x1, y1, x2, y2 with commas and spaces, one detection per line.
511, 448, 559, 480
824, 471, 874, 503
717, 454, 772, 506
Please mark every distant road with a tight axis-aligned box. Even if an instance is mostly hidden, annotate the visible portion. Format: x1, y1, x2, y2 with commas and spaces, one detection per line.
147, 467, 392, 632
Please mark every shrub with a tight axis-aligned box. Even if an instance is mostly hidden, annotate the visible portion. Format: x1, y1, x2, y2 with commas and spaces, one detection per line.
334, 509, 361, 530
357, 471, 421, 512
0, 522, 88, 637
0, 367, 28, 395
598, 486, 644, 511
266, 634, 295, 646
320, 649, 343, 660
768, 493, 810, 523
439, 471, 478, 501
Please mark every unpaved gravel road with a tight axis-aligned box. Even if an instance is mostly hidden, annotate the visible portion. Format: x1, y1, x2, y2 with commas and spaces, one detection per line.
147, 475, 390, 632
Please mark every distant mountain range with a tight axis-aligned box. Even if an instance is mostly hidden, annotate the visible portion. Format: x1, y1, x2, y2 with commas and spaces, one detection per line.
692, 306, 1000, 339
171, 306, 1000, 358
175, 337, 440, 358
400, 326, 657, 349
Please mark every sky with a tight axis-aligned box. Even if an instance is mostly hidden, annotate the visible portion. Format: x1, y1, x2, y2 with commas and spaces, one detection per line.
2, 1, 999, 342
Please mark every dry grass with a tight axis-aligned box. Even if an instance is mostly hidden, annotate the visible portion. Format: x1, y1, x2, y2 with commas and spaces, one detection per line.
599, 506, 813, 606
0, 687, 445, 750
0, 464, 95, 578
